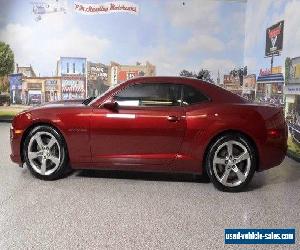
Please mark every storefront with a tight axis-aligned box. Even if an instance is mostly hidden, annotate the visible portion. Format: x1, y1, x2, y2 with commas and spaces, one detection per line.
26, 82, 42, 105
44, 79, 59, 102
256, 72, 284, 106
62, 75, 86, 100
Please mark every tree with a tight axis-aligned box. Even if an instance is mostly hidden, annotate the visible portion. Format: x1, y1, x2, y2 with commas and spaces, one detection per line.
230, 66, 247, 86
0, 41, 14, 93
0, 41, 14, 76
179, 69, 197, 78
196, 69, 213, 83
285, 57, 292, 83
179, 69, 213, 83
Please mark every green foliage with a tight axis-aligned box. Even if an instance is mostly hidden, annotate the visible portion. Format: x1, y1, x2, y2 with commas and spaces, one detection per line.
0, 41, 14, 77
179, 69, 197, 78
229, 66, 247, 86
285, 57, 292, 83
179, 69, 213, 83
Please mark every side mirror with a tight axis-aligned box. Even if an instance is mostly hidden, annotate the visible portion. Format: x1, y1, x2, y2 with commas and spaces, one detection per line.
102, 101, 118, 111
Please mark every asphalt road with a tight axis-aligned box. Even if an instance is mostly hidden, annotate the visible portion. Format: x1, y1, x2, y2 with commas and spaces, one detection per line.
0, 122, 299, 250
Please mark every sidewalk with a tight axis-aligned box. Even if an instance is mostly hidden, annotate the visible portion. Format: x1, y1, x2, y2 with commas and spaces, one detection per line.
0, 105, 30, 122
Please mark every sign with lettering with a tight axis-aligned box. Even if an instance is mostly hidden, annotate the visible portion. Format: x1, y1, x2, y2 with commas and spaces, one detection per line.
74, 1, 139, 15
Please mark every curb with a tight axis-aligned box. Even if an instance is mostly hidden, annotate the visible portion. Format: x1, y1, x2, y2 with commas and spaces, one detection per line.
287, 150, 300, 162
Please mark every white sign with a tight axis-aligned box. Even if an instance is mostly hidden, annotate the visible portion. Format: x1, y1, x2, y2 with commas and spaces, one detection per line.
284, 85, 300, 95
74, 1, 139, 15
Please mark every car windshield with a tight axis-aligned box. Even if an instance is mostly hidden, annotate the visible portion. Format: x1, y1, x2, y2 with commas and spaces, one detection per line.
84, 84, 119, 106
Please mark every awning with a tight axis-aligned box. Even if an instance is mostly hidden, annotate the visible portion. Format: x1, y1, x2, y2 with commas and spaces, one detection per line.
62, 86, 85, 93
256, 73, 284, 84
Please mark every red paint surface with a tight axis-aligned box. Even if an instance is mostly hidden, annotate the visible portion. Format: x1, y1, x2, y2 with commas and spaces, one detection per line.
10, 76, 287, 174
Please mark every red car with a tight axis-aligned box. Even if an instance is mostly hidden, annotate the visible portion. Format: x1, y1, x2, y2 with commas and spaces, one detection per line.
10, 77, 287, 192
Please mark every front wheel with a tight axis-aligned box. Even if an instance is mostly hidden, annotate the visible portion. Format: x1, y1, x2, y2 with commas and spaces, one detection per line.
23, 125, 69, 180
205, 134, 256, 192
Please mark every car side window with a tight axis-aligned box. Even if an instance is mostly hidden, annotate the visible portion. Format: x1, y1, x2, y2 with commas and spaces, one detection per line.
182, 85, 209, 106
114, 83, 182, 107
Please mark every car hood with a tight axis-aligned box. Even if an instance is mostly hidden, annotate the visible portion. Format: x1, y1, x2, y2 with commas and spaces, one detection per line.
28, 99, 86, 111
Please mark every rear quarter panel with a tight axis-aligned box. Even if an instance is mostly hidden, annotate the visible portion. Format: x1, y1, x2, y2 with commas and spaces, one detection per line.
176, 103, 267, 173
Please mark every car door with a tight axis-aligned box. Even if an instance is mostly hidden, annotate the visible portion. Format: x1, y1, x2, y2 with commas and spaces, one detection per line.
90, 82, 186, 170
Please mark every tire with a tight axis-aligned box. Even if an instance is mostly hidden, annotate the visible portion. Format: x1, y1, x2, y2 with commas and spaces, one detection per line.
205, 133, 256, 192
23, 125, 69, 180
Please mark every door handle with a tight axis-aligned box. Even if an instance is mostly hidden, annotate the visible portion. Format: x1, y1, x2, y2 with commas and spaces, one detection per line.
167, 115, 179, 122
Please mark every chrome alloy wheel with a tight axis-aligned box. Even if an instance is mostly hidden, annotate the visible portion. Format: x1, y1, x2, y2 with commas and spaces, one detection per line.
212, 140, 251, 187
27, 131, 61, 176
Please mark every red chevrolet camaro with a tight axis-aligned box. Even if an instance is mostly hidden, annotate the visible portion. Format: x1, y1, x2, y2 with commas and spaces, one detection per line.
10, 76, 287, 191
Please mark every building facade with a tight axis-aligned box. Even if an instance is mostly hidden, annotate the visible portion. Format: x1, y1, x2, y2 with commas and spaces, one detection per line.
242, 74, 256, 101
256, 67, 284, 105
109, 61, 156, 86
223, 74, 242, 95
57, 57, 87, 100
21, 76, 62, 105
87, 61, 109, 97
284, 57, 300, 120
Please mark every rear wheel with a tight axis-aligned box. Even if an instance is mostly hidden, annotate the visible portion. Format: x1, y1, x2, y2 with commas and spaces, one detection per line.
23, 125, 69, 180
205, 134, 256, 192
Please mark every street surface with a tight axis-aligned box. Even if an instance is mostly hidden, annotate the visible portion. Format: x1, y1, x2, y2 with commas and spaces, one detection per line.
0, 123, 299, 249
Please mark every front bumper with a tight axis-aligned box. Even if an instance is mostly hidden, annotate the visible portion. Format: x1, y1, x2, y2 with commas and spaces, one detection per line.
10, 125, 23, 164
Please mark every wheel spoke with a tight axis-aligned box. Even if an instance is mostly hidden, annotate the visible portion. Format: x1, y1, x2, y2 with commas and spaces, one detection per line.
232, 165, 246, 182
220, 169, 231, 184
235, 151, 250, 164
35, 134, 44, 150
40, 158, 47, 175
28, 151, 42, 160
213, 157, 226, 165
225, 142, 233, 156
47, 137, 56, 149
48, 155, 60, 166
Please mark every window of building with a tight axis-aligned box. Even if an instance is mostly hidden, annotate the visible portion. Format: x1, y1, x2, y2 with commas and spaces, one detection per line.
73, 63, 75, 73
114, 83, 182, 107
66, 63, 69, 73
82, 63, 85, 74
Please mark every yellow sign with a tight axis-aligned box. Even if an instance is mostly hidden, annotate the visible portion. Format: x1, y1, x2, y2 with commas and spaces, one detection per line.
294, 64, 300, 78
271, 66, 282, 74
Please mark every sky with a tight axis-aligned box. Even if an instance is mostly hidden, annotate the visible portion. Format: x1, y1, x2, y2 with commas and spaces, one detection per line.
244, 0, 300, 76
0, 0, 246, 80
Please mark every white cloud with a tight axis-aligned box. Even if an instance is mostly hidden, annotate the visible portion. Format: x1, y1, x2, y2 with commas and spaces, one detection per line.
0, 14, 110, 75
166, 0, 221, 33
282, 0, 300, 59
244, 0, 273, 50
182, 34, 225, 54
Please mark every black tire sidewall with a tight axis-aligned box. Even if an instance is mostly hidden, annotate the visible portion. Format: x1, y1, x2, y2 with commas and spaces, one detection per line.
23, 125, 68, 180
206, 134, 256, 192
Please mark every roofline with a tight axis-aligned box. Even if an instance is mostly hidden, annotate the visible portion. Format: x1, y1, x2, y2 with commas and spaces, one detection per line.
59, 56, 87, 60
